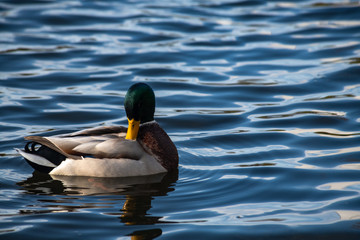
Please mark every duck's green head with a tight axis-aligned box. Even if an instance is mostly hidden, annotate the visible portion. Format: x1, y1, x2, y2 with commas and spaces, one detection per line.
124, 83, 155, 140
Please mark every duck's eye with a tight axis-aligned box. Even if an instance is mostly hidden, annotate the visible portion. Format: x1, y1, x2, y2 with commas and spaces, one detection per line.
138, 102, 142, 109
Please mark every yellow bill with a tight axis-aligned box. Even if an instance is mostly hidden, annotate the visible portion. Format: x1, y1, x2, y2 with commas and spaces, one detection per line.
126, 118, 140, 140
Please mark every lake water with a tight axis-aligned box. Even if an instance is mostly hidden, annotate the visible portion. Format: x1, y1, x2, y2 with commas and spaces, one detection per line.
1, 0, 360, 239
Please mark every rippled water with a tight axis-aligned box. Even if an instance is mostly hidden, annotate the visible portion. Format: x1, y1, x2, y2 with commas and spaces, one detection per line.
1, 0, 360, 239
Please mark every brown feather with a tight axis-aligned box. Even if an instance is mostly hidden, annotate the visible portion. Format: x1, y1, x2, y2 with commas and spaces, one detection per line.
66, 126, 127, 137
137, 122, 178, 171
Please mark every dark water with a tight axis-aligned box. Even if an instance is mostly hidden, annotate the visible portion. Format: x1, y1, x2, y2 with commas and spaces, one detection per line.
1, 0, 360, 239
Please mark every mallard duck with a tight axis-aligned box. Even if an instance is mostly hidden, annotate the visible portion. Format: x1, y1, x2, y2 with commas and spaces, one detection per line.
16, 83, 178, 177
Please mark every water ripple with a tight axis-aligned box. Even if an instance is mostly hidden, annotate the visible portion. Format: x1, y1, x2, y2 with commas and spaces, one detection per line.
1, 0, 360, 239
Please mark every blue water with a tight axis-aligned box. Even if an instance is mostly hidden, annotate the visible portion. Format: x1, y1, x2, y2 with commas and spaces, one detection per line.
1, 0, 360, 239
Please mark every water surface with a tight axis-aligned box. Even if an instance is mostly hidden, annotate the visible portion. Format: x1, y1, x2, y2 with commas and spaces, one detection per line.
1, 0, 360, 239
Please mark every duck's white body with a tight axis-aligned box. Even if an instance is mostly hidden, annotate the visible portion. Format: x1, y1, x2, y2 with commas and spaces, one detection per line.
53, 156, 165, 177
49, 134, 166, 177
17, 123, 177, 177
17, 139, 166, 177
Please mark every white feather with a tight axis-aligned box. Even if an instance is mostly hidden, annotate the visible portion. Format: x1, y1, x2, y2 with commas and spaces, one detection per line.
50, 154, 166, 177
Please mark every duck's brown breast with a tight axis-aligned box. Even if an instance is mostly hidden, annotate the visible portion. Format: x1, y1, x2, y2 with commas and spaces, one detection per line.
137, 122, 178, 171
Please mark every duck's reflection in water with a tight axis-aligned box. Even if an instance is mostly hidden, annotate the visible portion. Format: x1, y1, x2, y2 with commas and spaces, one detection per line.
17, 170, 178, 239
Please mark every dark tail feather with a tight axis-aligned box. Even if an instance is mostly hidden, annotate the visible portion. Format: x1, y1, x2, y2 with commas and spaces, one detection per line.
17, 142, 66, 173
